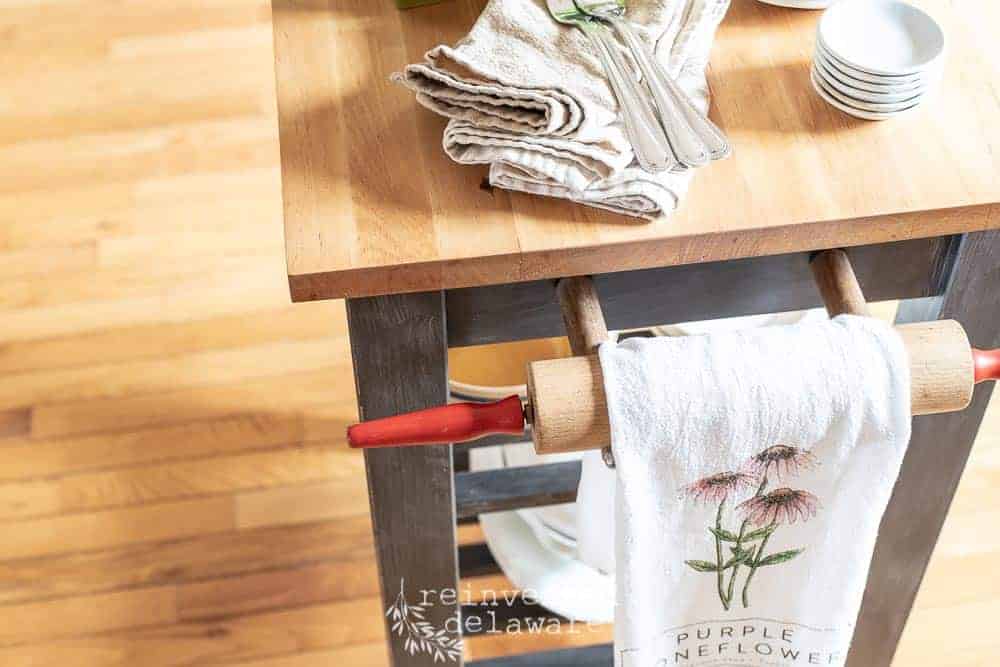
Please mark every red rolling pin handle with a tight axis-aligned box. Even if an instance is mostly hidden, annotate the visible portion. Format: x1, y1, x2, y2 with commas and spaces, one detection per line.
347, 395, 525, 449
974, 348, 1000, 384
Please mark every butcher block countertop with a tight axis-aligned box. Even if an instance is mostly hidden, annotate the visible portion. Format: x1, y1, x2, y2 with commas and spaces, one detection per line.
271, 0, 1000, 301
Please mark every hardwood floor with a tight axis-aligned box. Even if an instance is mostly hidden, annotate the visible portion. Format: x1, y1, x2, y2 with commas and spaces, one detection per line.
2, 1, 996, 665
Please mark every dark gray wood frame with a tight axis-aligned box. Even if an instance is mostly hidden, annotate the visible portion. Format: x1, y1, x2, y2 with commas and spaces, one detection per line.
346, 231, 999, 667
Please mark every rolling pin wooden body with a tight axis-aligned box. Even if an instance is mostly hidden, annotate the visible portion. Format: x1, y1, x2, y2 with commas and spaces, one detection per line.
526, 319, 975, 455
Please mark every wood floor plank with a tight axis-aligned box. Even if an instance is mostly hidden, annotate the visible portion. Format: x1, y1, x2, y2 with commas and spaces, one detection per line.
0, 167, 277, 253
0, 0, 269, 50
0, 337, 348, 412
0, 598, 385, 667
177, 559, 379, 622
0, 242, 96, 280
0, 496, 235, 560
907, 550, 1000, 611
116, 166, 281, 239
457, 521, 486, 545
30, 368, 355, 438
0, 116, 277, 197
0, 413, 342, 482
97, 225, 279, 269
0, 408, 30, 439
0, 274, 291, 345
109, 21, 274, 60
0, 254, 278, 313
0, 181, 134, 251
0, 444, 364, 521
221, 643, 389, 667
0, 301, 339, 375
896, 598, 1000, 665
0, 516, 374, 605
1, 36, 275, 145
235, 479, 371, 530
0, 586, 177, 647
0, 479, 59, 520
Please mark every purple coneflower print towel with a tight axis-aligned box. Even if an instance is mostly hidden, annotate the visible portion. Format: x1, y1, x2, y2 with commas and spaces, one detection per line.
576, 315, 911, 666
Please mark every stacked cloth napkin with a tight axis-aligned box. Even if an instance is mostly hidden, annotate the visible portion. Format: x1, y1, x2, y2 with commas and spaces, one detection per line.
394, 0, 729, 219
577, 315, 912, 666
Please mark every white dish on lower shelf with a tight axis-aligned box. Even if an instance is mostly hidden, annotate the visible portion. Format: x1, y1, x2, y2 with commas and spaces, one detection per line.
755, 0, 834, 9
469, 445, 615, 624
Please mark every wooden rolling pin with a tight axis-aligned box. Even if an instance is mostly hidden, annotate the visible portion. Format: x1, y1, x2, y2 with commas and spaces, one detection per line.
526, 319, 992, 454
348, 251, 1000, 455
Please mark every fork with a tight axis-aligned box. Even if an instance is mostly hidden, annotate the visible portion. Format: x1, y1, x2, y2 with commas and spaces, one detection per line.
546, 0, 676, 173
574, 0, 731, 166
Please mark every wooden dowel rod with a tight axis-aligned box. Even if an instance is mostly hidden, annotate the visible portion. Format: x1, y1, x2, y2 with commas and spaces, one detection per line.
530, 277, 612, 454
810, 249, 871, 317
556, 277, 609, 356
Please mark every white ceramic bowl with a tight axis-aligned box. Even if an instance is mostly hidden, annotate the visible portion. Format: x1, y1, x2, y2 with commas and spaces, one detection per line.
814, 50, 929, 95
811, 66, 923, 113
470, 445, 616, 624
811, 68, 921, 120
815, 40, 937, 86
817, 0, 945, 76
814, 60, 926, 104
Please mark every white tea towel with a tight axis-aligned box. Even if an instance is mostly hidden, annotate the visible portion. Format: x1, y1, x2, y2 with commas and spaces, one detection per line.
394, 0, 730, 219
577, 315, 912, 666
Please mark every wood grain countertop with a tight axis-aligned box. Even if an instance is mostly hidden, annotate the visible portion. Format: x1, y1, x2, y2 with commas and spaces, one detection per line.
272, 0, 1000, 301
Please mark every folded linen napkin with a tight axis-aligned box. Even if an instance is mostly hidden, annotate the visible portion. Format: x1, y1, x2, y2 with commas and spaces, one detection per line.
394, 0, 729, 219
577, 315, 912, 666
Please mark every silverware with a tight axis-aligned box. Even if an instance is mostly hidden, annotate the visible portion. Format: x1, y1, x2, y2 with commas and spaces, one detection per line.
546, 0, 676, 173
574, 0, 732, 166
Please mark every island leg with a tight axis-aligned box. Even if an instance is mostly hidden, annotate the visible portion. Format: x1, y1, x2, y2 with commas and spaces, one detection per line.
346, 291, 463, 666
848, 230, 1000, 666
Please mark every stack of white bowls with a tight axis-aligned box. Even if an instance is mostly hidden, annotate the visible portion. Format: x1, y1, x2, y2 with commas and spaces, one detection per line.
811, 0, 945, 121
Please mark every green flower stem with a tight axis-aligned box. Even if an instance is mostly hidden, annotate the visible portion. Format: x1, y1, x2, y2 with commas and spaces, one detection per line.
726, 475, 769, 605
714, 500, 729, 610
741, 520, 777, 608
725, 519, 749, 605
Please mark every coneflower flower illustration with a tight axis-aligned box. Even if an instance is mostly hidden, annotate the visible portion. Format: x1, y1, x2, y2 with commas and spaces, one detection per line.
682, 471, 757, 504
738, 487, 819, 526
685, 446, 823, 610
746, 445, 816, 480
